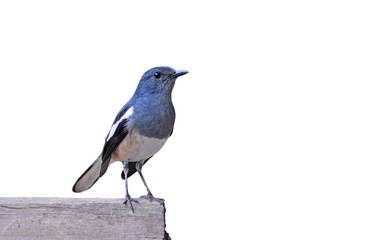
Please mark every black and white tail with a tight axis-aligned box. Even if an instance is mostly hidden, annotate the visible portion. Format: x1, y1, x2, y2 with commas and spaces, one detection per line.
72, 154, 102, 193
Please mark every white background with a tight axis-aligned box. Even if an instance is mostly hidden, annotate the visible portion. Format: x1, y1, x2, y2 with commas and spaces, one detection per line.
1, 0, 374, 239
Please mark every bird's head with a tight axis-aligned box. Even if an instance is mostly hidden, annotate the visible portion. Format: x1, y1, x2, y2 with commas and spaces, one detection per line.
135, 66, 189, 97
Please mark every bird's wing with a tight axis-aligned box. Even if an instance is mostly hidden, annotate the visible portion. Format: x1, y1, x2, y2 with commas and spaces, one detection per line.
99, 105, 134, 177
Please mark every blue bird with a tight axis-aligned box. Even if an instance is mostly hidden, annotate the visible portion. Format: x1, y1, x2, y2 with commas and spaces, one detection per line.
72, 66, 188, 212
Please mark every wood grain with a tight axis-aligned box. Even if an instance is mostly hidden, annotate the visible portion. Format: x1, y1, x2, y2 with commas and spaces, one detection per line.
0, 198, 169, 240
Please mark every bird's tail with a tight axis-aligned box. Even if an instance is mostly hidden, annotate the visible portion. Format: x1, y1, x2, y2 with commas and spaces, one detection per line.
72, 154, 102, 193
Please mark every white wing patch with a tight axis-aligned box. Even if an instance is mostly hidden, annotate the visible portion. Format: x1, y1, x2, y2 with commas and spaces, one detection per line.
106, 106, 134, 142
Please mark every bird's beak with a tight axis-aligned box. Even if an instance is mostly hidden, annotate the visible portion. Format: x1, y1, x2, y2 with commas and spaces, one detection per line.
172, 70, 189, 78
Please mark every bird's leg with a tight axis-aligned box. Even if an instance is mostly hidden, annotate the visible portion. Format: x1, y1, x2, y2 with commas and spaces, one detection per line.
136, 162, 164, 203
123, 161, 138, 212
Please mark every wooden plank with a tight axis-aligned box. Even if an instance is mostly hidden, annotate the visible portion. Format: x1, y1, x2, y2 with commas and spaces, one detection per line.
0, 198, 169, 240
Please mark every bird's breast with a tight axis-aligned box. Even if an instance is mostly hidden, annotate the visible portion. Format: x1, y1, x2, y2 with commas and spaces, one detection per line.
111, 128, 168, 163
132, 100, 175, 139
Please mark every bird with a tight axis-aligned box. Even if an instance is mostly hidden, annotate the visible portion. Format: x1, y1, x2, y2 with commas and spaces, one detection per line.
72, 66, 188, 212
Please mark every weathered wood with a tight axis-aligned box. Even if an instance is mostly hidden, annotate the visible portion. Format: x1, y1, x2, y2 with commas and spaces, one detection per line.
0, 198, 170, 240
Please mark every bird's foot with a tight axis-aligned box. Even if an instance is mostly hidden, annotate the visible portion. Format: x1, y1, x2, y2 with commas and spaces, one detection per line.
141, 193, 164, 203
123, 194, 139, 212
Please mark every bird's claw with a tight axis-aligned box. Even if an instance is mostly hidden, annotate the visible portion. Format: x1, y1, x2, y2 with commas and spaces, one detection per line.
123, 195, 139, 212
141, 193, 164, 203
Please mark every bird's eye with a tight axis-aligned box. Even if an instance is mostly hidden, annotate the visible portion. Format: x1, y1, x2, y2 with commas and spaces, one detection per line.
154, 72, 161, 79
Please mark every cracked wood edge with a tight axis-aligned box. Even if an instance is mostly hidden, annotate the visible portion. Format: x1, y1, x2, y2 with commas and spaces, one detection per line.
0, 198, 169, 240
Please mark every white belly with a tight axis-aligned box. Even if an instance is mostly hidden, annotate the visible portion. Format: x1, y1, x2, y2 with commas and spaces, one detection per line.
111, 129, 168, 163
